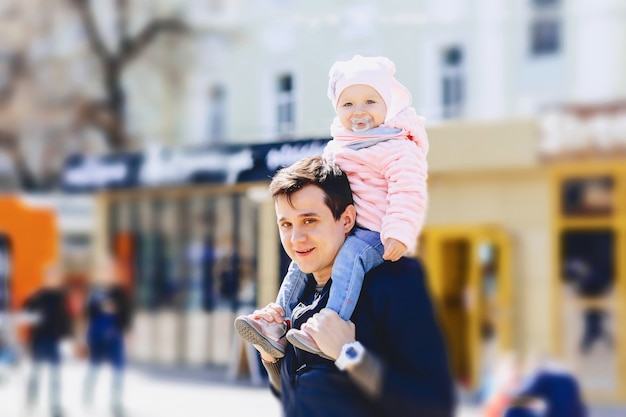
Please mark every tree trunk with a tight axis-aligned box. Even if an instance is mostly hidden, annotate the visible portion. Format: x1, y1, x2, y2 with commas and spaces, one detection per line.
102, 59, 127, 151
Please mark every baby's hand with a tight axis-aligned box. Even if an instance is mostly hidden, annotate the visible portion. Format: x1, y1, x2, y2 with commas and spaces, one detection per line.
252, 303, 286, 324
383, 238, 407, 262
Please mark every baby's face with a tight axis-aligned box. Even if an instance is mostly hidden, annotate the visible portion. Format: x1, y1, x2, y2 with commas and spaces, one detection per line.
336, 84, 387, 132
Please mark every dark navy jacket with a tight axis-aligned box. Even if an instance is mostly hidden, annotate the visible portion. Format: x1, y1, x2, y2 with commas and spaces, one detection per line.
278, 257, 455, 417
85, 285, 132, 343
24, 289, 71, 343
503, 407, 540, 417
516, 368, 587, 417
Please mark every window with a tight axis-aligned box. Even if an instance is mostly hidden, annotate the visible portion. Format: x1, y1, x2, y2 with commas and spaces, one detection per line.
530, 0, 561, 56
441, 46, 465, 119
208, 85, 226, 144
276, 74, 295, 137
561, 176, 614, 217
531, 19, 560, 55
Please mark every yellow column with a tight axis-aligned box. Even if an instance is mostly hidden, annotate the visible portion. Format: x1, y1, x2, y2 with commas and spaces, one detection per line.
256, 199, 280, 308
92, 193, 109, 267
615, 167, 626, 400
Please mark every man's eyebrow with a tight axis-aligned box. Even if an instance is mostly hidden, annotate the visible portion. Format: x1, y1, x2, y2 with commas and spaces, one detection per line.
277, 212, 320, 222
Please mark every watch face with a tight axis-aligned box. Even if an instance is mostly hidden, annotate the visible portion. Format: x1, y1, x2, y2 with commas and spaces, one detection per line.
346, 346, 358, 359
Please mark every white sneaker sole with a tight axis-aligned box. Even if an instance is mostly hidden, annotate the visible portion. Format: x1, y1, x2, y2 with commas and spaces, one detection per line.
286, 331, 334, 360
234, 317, 286, 358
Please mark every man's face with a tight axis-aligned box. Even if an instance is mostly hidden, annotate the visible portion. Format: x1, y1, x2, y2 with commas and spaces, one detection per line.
275, 184, 355, 284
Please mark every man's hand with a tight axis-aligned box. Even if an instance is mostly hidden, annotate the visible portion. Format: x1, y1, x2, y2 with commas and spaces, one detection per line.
249, 303, 285, 363
301, 308, 356, 360
382, 238, 406, 262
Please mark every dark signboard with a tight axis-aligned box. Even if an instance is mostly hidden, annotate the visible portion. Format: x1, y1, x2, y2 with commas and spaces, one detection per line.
62, 138, 329, 193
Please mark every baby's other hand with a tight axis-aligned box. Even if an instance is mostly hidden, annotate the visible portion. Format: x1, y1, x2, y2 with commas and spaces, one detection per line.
382, 238, 407, 262
252, 303, 285, 324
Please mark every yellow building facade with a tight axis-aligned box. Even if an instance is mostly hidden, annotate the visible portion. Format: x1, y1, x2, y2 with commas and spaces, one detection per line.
422, 112, 626, 402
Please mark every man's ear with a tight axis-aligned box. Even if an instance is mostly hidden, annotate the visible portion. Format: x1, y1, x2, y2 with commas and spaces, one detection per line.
341, 205, 357, 233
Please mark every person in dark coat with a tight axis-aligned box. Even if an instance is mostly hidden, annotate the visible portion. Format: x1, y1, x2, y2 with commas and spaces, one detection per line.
80, 255, 132, 417
506, 357, 587, 417
22, 263, 71, 417
248, 156, 455, 416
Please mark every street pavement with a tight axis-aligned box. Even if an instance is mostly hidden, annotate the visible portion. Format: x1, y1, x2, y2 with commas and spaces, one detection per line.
1, 358, 281, 417
0, 358, 481, 417
0, 359, 624, 417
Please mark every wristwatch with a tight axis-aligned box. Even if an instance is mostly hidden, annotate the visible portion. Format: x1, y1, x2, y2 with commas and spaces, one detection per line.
335, 341, 365, 371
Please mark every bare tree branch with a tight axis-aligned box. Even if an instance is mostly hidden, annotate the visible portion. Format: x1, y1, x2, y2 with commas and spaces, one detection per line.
115, 0, 129, 51
119, 18, 190, 66
69, 0, 110, 62
65, 0, 192, 151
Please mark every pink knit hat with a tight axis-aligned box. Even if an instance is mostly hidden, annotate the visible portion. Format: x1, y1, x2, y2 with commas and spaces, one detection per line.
327, 55, 412, 120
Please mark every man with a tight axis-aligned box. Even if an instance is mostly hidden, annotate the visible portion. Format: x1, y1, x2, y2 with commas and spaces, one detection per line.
249, 156, 455, 416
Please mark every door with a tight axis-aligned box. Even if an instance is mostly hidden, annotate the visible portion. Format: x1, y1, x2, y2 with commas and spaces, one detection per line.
420, 225, 512, 392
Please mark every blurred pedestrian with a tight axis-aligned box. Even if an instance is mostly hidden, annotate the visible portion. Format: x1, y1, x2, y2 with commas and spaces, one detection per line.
80, 255, 132, 417
22, 263, 71, 417
505, 355, 587, 417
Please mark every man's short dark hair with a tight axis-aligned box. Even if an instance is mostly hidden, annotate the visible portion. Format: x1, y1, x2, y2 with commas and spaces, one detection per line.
269, 156, 353, 220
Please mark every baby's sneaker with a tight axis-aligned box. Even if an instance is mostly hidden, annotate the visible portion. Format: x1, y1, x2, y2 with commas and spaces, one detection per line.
286, 328, 334, 360
234, 314, 287, 358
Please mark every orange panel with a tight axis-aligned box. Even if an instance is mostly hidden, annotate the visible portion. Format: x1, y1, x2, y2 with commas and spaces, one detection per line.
0, 196, 58, 312
114, 232, 134, 289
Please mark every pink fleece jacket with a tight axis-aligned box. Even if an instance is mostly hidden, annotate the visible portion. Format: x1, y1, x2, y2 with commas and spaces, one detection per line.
323, 107, 429, 255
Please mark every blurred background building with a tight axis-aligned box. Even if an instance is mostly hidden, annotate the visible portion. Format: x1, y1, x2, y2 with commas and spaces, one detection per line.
1, 0, 626, 407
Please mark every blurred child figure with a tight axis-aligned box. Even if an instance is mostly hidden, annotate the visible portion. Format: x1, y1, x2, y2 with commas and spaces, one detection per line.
22, 263, 71, 417
505, 355, 587, 417
80, 255, 132, 417
482, 352, 525, 417
235, 55, 428, 358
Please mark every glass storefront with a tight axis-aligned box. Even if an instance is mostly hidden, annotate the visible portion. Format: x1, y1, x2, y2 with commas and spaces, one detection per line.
107, 190, 260, 366
63, 138, 328, 367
